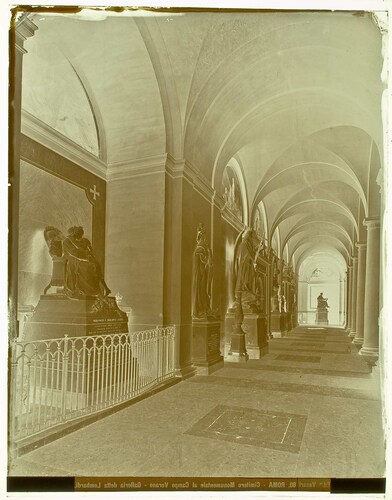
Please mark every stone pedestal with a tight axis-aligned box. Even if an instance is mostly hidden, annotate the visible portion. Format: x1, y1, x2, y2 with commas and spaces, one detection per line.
316, 309, 329, 325
192, 320, 224, 375
24, 295, 129, 341
226, 332, 249, 362
224, 295, 249, 363
270, 312, 287, 338
225, 310, 268, 358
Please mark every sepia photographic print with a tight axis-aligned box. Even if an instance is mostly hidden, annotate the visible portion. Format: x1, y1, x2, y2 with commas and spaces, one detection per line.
5, 1, 391, 497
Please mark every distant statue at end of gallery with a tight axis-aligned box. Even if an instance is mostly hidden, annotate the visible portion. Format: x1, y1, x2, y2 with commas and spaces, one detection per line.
316, 292, 329, 325
192, 223, 213, 320
317, 292, 329, 310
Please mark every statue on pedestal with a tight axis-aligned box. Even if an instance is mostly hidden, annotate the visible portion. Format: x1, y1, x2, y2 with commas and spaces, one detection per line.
43, 225, 119, 314
317, 293, 329, 310
25, 225, 128, 340
192, 224, 213, 320
234, 229, 259, 310
316, 292, 329, 325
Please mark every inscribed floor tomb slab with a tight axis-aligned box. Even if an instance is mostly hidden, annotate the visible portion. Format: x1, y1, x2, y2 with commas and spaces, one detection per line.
185, 404, 307, 453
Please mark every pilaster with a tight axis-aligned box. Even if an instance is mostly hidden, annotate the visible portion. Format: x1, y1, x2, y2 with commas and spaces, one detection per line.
9, 14, 38, 339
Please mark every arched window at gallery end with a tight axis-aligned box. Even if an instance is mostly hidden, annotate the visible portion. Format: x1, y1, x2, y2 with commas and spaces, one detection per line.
8, 8, 388, 485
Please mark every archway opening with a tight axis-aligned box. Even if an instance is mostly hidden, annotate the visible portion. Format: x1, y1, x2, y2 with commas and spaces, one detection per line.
298, 251, 346, 326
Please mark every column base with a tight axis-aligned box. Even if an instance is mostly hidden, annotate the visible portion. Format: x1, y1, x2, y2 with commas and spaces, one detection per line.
270, 312, 287, 337
226, 352, 249, 363
193, 356, 224, 375
247, 345, 269, 359
358, 346, 379, 368
271, 330, 287, 338
352, 337, 364, 348
174, 364, 197, 380
348, 330, 357, 339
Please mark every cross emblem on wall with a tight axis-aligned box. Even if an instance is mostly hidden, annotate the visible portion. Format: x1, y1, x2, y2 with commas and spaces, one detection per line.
89, 185, 100, 201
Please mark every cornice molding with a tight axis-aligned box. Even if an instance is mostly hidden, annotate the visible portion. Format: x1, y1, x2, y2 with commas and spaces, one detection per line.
21, 110, 107, 180
221, 208, 245, 233
185, 160, 215, 204
213, 192, 225, 211
165, 154, 215, 204
165, 154, 186, 178
107, 153, 167, 181
363, 217, 380, 229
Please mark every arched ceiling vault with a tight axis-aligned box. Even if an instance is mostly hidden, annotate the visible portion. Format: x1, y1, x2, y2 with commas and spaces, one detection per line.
282, 221, 353, 257
298, 248, 347, 271
299, 251, 347, 281
292, 237, 351, 265
23, 11, 383, 270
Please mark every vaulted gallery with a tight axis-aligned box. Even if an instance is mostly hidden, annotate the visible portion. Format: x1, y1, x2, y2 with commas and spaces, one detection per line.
9, 10, 388, 480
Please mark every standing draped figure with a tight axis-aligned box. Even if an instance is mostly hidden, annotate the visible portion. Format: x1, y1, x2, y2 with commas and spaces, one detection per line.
235, 229, 256, 294
192, 224, 213, 319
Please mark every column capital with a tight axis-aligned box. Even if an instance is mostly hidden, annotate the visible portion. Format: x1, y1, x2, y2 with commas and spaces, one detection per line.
351, 255, 358, 263
14, 14, 38, 54
355, 242, 367, 254
363, 217, 380, 229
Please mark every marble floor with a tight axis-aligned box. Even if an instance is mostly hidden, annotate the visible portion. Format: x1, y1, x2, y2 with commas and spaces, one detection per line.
9, 326, 386, 478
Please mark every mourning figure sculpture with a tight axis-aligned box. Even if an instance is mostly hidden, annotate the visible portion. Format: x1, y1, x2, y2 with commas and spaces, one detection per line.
43, 225, 115, 311
63, 226, 111, 301
43, 226, 66, 294
192, 223, 213, 319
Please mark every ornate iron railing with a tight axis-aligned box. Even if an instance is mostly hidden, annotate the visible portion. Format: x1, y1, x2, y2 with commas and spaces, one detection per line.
9, 326, 176, 443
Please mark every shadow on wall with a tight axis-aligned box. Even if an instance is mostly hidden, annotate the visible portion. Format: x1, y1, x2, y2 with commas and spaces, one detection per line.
18, 160, 93, 309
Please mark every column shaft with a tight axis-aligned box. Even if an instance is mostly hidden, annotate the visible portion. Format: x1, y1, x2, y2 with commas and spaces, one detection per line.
349, 257, 358, 338
359, 219, 381, 366
346, 265, 352, 332
353, 243, 367, 346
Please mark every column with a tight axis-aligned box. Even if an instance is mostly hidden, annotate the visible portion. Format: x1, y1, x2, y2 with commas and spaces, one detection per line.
9, 15, 38, 339
348, 256, 358, 338
339, 277, 344, 326
353, 243, 367, 346
359, 218, 381, 367
345, 265, 352, 332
